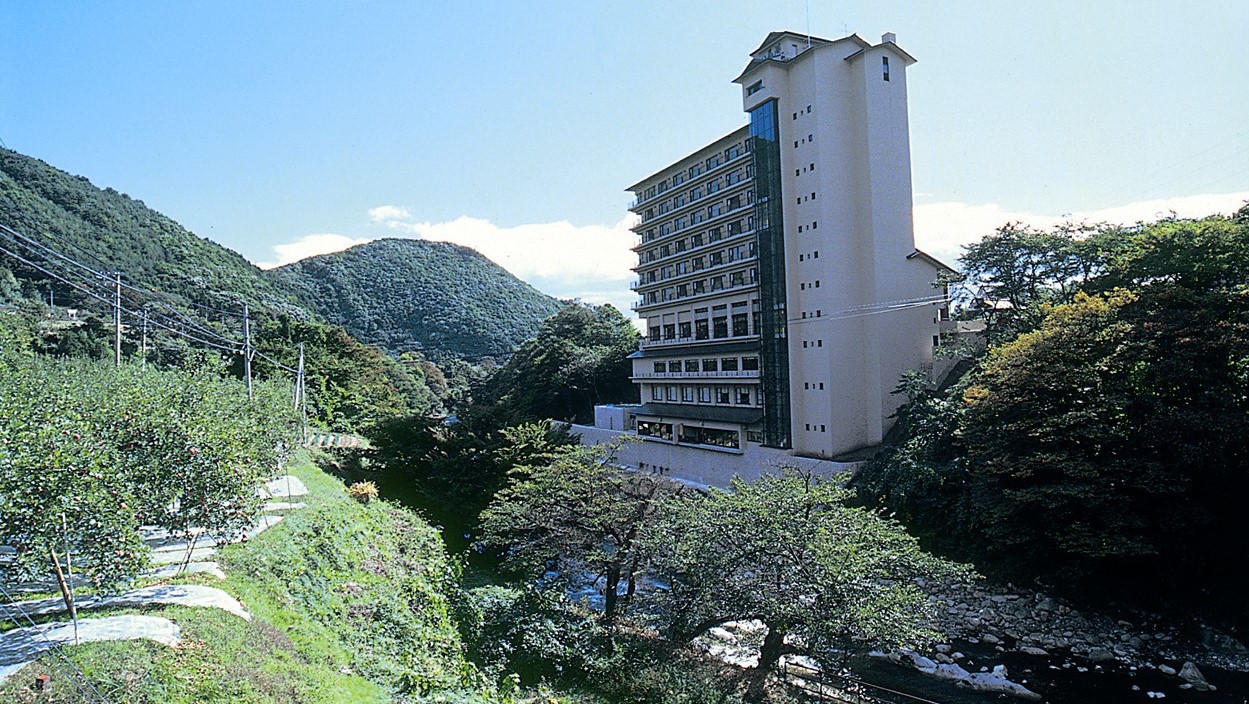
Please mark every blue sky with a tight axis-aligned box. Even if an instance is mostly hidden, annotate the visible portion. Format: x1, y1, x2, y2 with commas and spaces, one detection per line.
3, 1, 1247, 316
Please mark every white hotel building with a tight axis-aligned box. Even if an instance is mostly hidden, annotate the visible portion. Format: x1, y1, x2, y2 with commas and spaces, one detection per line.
598, 31, 951, 460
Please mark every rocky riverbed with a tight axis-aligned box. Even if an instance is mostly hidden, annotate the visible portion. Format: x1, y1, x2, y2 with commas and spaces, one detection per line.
865, 581, 1249, 701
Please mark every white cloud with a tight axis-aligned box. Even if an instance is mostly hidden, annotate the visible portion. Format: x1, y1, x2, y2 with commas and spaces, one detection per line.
914, 190, 1249, 266
258, 190, 1248, 322
367, 204, 412, 222
255, 233, 371, 269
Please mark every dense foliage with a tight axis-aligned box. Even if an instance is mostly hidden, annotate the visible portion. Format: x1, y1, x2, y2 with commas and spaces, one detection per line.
247, 315, 443, 432
471, 303, 639, 425
649, 471, 971, 679
270, 238, 563, 359
474, 441, 969, 698
0, 353, 297, 589
480, 440, 672, 624
856, 210, 1249, 630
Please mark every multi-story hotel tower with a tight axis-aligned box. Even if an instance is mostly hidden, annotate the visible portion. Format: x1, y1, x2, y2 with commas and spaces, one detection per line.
621, 31, 950, 459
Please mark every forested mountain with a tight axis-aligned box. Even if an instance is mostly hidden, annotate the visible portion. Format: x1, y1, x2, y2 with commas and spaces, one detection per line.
0, 148, 562, 363
0, 148, 305, 316
270, 238, 564, 359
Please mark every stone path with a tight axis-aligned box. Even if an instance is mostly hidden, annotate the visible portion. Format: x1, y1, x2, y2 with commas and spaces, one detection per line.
0, 615, 181, 683
8, 584, 250, 622
0, 475, 310, 685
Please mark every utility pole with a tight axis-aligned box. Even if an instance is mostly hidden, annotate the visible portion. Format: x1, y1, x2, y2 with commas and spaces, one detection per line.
293, 342, 304, 410
141, 308, 149, 369
113, 272, 122, 366
242, 303, 253, 401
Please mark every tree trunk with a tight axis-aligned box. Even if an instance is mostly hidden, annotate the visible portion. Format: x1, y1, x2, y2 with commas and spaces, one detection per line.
748, 623, 786, 699
603, 563, 620, 624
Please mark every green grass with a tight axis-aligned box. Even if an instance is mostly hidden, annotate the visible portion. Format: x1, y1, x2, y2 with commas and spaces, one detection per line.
0, 451, 484, 703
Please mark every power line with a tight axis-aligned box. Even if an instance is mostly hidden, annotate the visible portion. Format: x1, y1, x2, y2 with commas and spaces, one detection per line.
0, 581, 110, 703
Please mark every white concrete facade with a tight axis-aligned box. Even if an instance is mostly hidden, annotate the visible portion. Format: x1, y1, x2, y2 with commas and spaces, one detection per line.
609, 31, 950, 463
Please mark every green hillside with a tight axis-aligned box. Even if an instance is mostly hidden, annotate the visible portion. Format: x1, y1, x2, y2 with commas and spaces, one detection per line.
270, 238, 564, 359
0, 148, 305, 316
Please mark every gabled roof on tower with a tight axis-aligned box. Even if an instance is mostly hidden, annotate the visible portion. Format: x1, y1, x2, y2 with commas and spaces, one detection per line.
733, 32, 872, 84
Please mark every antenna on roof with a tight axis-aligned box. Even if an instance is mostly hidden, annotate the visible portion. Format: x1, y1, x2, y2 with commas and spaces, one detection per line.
805, 0, 812, 47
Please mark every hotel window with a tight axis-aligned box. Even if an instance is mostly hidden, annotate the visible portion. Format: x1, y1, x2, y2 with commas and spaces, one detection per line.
667, 386, 678, 401
732, 312, 749, 336
653, 362, 665, 373
685, 359, 699, 372
721, 357, 739, 372
882, 56, 890, 81
736, 388, 751, 405
699, 387, 711, 403
652, 386, 662, 401
702, 358, 718, 372
716, 387, 731, 404
649, 325, 660, 339
695, 319, 710, 339
746, 80, 763, 95
676, 284, 689, 297
682, 386, 695, 402
668, 361, 682, 372
663, 324, 675, 339
678, 321, 691, 338
712, 316, 728, 338
742, 357, 759, 371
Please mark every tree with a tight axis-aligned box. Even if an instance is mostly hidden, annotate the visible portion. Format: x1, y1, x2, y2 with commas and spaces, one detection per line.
647, 471, 970, 687
479, 440, 674, 625
470, 303, 639, 425
248, 315, 437, 432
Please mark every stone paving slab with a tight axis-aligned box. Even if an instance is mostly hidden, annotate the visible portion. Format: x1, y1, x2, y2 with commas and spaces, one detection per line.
144, 561, 225, 580
263, 501, 308, 512
0, 615, 181, 684
264, 476, 308, 498
8, 584, 249, 622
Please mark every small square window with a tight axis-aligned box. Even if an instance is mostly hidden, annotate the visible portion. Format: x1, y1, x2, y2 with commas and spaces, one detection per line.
810, 162, 815, 170
882, 56, 890, 81
812, 221, 818, 229
817, 339, 823, 347
808, 134, 813, 141
806, 105, 811, 112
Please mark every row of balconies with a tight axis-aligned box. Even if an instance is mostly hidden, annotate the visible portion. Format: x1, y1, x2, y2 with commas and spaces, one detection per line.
628, 144, 752, 210
639, 332, 761, 349
631, 370, 762, 380
634, 178, 753, 232
633, 251, 758, 291
632, 274, 759, 312
631, 199, 756, 254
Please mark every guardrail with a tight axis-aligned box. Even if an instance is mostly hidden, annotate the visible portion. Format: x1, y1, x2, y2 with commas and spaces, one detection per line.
782, 661, 944, 704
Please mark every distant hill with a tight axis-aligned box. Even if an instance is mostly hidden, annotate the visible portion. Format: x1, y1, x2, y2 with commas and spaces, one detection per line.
270, 238, 564, 359
0, 148, 305, 316
0, 148, 562, 361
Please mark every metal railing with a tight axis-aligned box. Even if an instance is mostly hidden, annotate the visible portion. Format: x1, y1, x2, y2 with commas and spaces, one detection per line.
782, 661, 945, 704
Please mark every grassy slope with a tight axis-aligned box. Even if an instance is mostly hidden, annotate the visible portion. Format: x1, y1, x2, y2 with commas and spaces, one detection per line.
0, 452, 485, 704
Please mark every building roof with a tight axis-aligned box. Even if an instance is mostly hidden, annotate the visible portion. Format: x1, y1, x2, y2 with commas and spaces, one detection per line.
906, 248, 957, 273
843, 38, 918, 66
633, 403, 764, 426
733, 32, 872, 84
626, 125, 750, 193
627, 340, 761, 359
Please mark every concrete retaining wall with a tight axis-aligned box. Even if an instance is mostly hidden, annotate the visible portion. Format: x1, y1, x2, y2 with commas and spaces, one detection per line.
568, 424, 859, 488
